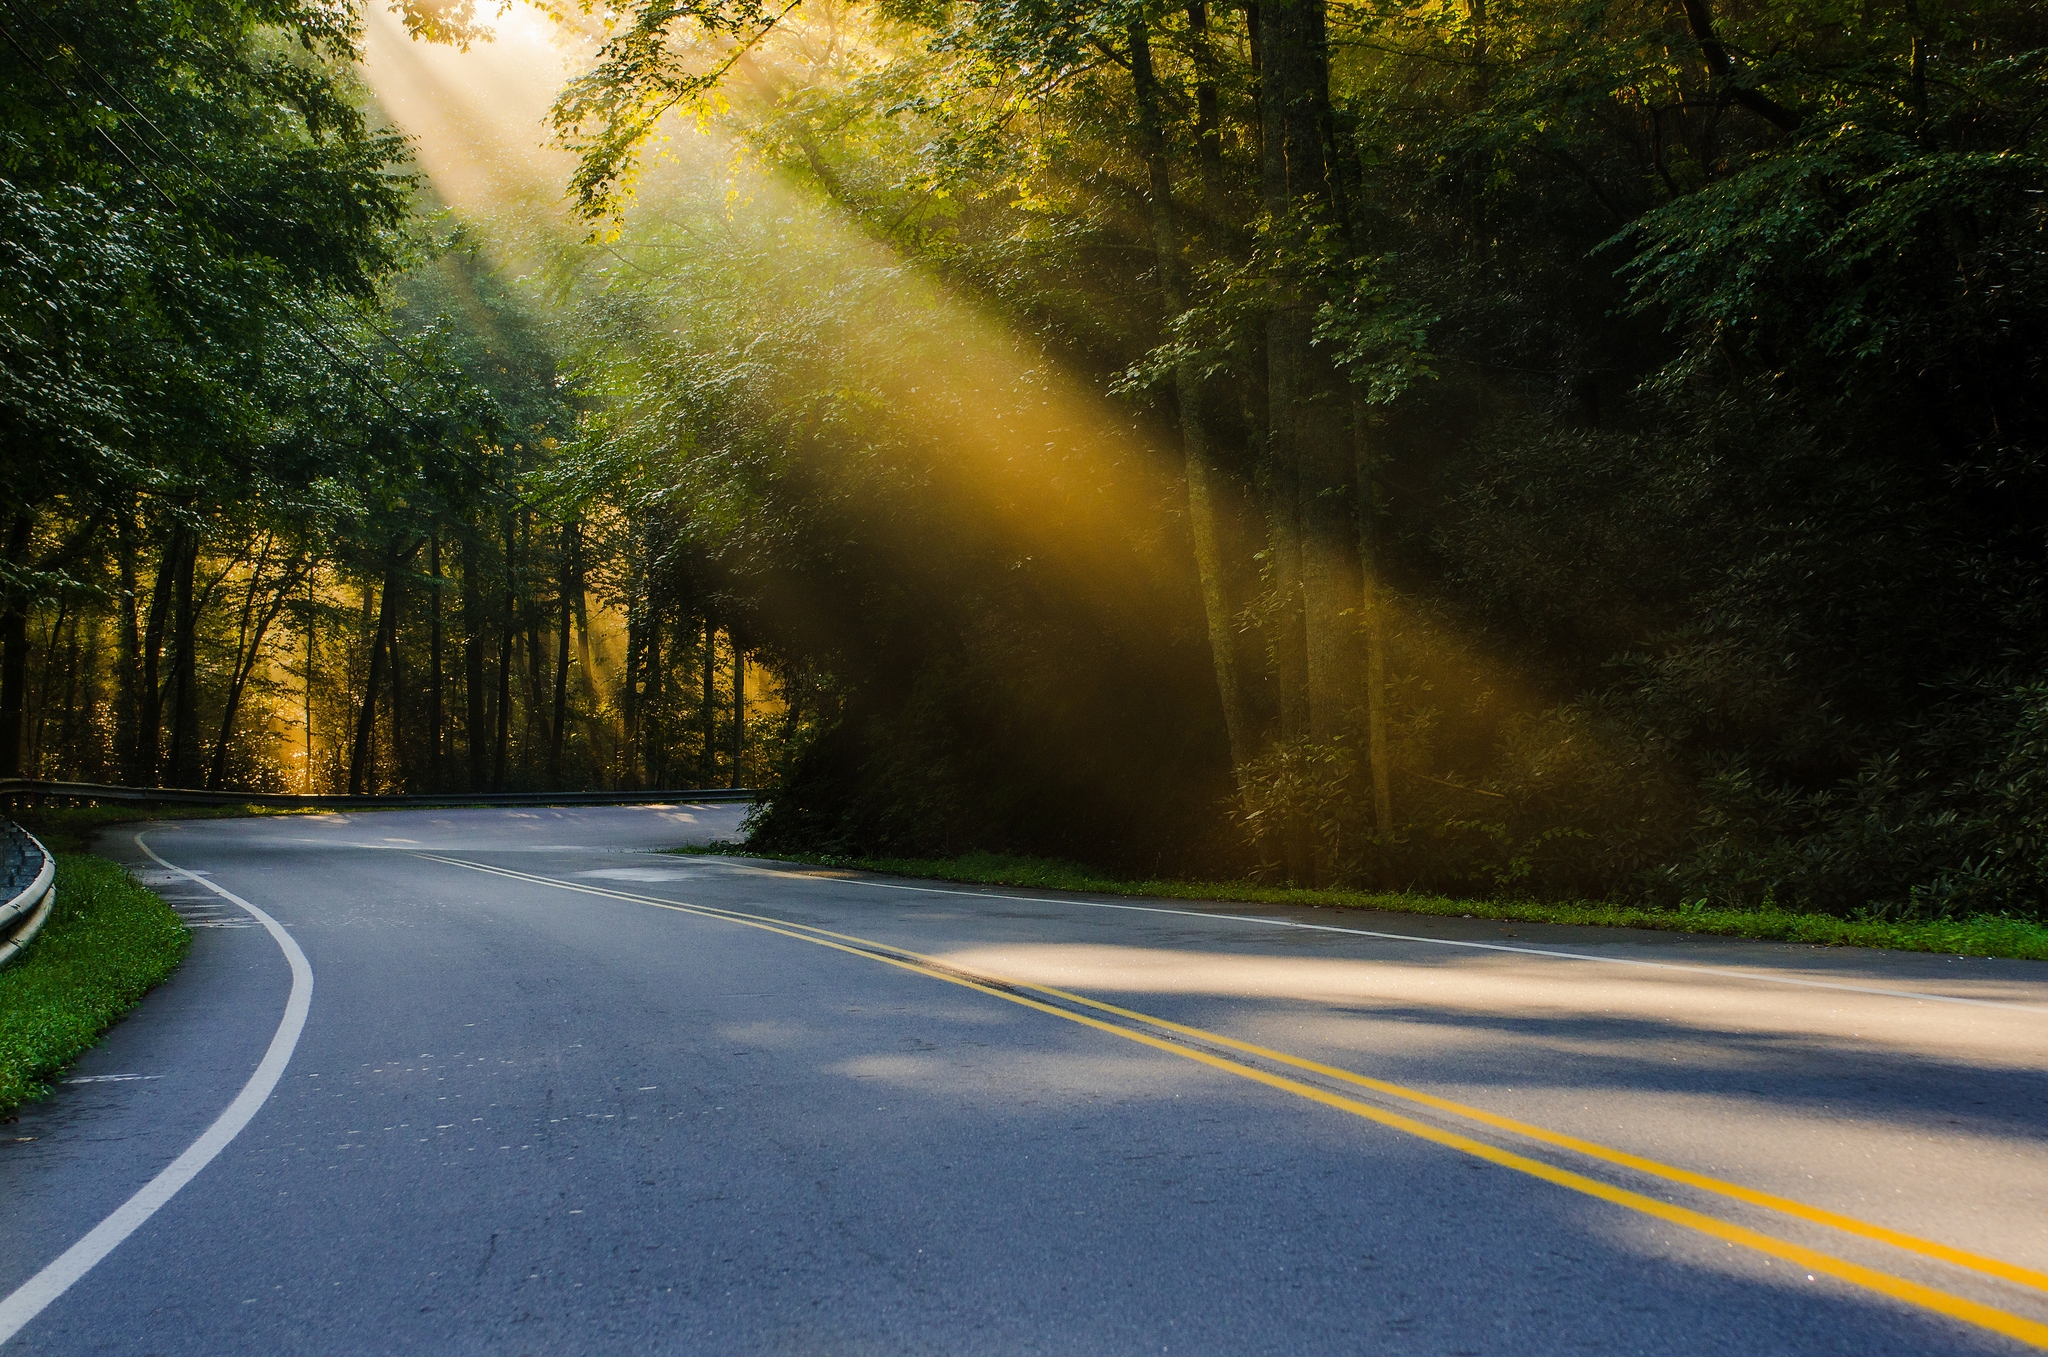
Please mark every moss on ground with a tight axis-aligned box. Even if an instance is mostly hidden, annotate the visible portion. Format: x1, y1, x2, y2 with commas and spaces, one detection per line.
673, 846, 2048, 962
0, 853, 189, 1116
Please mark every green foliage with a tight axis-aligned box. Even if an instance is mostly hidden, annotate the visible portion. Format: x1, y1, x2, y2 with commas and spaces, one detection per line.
21, 0, 2048, 919
530, 0, 2048, 915
0, 854, 189, 1114
673, 844, 2048, 961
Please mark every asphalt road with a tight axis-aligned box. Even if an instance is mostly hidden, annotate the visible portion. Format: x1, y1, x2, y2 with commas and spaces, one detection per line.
1, 806, 2044, 1354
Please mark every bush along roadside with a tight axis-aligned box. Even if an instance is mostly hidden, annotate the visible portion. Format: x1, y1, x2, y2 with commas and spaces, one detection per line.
0, 853, 189, 1116
672, 847, 2048, 963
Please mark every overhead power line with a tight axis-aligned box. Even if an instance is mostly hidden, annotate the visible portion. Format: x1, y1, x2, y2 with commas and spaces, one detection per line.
0, 0, 454, 433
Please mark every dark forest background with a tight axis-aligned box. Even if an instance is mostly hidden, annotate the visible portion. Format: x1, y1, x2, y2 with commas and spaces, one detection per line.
5, 0, 2045, 918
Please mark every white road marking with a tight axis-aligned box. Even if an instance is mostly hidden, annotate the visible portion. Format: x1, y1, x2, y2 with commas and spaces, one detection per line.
715, 863, 2048, 1014
0, 834, 314, 1347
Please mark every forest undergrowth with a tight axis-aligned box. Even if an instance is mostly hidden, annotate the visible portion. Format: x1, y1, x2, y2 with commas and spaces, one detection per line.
675, 846, 2048, 962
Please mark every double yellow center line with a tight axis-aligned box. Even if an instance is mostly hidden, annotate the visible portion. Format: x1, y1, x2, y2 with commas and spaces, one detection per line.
417, 852, 2048, 1348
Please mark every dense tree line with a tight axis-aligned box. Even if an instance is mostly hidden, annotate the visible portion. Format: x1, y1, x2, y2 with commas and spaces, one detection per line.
9, 0, 2046, 917
1, 0, 792, 795
545, 0, 2048, 914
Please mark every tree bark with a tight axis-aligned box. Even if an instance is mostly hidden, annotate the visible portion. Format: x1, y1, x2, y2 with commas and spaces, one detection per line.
207, 540, 268, 789
1129, 18, 1254, 783
463, 533, 488, 792
136, 534, 176, 785
549, 522, 574, 786
1353, 401, 1392, 837
348, 569, 398, 795
27, 596, 70, 774
1185, 4, 1229, 237
166, 528, 200, 788
208, 555, 300, 789
1259, 0, 1307, 774
523, 516, 551, 771
302, 568, 316, 792
1679, 0, 1801, 131
348, 543, 419, 794
729, 638, 745, 789
1272, 0, 1356, 751
701, 617, 718, 786
643, 604, 665, 785
387, 572, 409, 791
494, 520, 515, 790
429, 531, 444, 791
621, 562, 642, 790
115, 508, 143, 783
0, 514, 32, 778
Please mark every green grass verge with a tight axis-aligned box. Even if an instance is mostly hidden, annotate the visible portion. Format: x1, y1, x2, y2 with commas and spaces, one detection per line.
672, 845, 2048, 961
0, 853, 190, 1116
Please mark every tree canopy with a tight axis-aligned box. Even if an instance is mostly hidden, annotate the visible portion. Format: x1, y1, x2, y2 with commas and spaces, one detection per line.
8, 0, 2047, 918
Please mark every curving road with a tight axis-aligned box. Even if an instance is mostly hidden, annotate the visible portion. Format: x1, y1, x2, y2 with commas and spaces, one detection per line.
1, 806, 2044, 1353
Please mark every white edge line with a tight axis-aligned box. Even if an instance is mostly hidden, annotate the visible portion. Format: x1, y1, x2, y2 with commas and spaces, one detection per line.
0, 833, 313, 1347
695, 862, 2047, 1014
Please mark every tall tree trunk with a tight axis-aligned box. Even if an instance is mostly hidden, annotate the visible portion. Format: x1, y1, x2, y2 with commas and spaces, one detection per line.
137, 535, 176, 785
0, 514, 32, 777
1185, 4, 1229, 236
523, 516, 550, 772
494, 616, 514, 789
302, 568, 316, 793
65, 610, 93, 778
207, 539, 269, 789
573, 583, 598, 703
1130, 17, 1253, 783
700, 617, 717, 786
115, 508, 143, 783
621, 563, 642, 790
1262, 0, 1355, 880
1269, 0, 1355, 748
1353, 402, 1392, 837
28, 596, 71, 774
463, 533, 488, 792
348, 544, 419, 794
387, 576, 409, 792
643, 604, 665, 785
494, 519, 515, 790
167, 528, 200, 788
209, 552, 260, 789
549, 523, 574, 786
209, 562, 301, 790
729, 639, 745, 789
428, 531, 444, 792
348, 569, 398, 795
1254, 10, 1311, 880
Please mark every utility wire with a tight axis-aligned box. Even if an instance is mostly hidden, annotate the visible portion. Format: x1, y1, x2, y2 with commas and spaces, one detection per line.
3, 4, 570, 524
3, 0, 444, 408
0, 3, 446, 430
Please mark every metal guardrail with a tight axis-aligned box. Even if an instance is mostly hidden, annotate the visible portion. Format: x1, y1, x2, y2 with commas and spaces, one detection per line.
0, 819, 55, 971
0, 779, 758, 810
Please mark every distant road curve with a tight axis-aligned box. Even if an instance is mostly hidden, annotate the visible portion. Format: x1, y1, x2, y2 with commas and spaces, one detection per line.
1, 805, 2042, 1354
0, 778, 756, 809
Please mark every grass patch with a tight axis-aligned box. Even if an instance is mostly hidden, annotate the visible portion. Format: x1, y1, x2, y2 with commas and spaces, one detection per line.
672, 845, 2048, 962
0, 853, 190, 1116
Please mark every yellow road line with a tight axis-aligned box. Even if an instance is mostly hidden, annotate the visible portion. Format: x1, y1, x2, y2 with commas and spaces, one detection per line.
1026, 988, 2048, 1295
546, 867, 2048, 1297
416, 853, 2048, 1350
